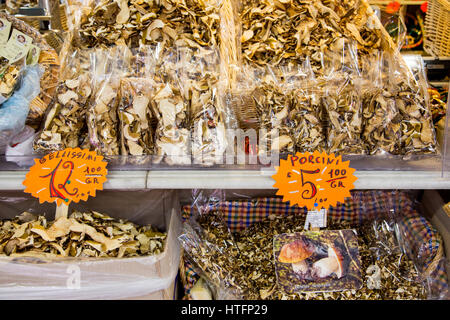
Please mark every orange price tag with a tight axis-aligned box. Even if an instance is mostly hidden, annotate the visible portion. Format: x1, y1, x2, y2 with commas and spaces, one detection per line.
272, 151, 357, 210
23, 148, 108, 206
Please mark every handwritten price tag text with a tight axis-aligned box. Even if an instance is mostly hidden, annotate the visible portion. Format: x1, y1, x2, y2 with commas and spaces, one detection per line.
23, 148, 107, 205
272, 151, 357, 210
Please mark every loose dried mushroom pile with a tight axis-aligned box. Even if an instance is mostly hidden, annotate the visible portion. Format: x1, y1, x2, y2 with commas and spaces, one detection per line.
0, 211, 166, 258
76, 0, 220, 52
183, 213, 426, 300
240, 0, 381, 71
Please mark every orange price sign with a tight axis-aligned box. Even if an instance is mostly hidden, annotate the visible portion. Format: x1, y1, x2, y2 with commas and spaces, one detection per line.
272, 151, 357, 210
23, 148, 108, 206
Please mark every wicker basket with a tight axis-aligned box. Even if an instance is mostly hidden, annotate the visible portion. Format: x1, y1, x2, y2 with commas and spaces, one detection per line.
0, 12, 60, 128
424, 0, 450, 57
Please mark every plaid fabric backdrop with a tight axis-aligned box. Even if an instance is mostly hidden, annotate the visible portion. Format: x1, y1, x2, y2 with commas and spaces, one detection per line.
181, 190, 448, 299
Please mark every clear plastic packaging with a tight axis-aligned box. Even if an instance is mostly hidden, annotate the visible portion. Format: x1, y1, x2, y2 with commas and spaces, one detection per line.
87, 46, 132, 156
118, 77, 155, 156
324, 82, 365, 154
290, 85, 326, 153
179, 48, 228, 166
179, 189, 244, 299
0, 65, 42, 151
0, 189, 181, 300
33, 49, 93, 153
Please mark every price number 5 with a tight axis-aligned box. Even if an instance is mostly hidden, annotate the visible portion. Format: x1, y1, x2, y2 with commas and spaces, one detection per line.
300, 168, 320, 199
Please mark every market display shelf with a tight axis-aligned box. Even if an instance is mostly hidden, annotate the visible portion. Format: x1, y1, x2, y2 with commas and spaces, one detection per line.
0, 170, 449, 190
146, 170, 450, 190
0, 170, 148, 190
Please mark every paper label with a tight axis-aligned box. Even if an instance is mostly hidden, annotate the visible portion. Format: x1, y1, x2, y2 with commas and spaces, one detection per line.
0, 19, 12, 45
23, 148, 108, 205
26, 45, 40, 65
274, 230, 363, 293
0, 29, 32, 63
304, 209, 327, 230
272, 151, 357, 210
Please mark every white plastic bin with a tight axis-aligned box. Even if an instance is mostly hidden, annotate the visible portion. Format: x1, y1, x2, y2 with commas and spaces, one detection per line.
0, 189, 181, 300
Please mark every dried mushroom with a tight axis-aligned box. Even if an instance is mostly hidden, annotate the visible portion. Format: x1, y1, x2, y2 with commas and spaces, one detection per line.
324, 85, 365, 154
240, 0, 382, 72
252, 82, 294, 156
34, 52, 92, 152
290, 89, 326, 152
0, 61, 20, 101
87, 48, 131, 156
77, 0, 221, 53
118, 78, 155, 156
152, 83, 191, 165
182, 213, 427, 300
362, 89, 402, 155
239, 0, 436, 156
0, 211, 166, 258
181, 49, 227, 165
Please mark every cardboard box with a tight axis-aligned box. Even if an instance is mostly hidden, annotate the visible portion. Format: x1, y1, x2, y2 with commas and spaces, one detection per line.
0, 190, 181, 300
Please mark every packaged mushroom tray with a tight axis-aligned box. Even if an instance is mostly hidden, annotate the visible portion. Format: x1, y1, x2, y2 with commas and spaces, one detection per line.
179, 190, 448, 300
0, 190, 182, 300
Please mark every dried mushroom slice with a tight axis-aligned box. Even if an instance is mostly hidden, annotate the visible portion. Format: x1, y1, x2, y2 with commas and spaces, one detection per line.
88, 78, 121, 155
33, 52, 92, 153
152, 83, 191, 165
0, 211, 167, 258
118, 78, 155, 156
323, 86, 365, 154
362, 90, 402, 155
396, 92, 436, 155
252, 83, 294, 156
290, 89, 326, 153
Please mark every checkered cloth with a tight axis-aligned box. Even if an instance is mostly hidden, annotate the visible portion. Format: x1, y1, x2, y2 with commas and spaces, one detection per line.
180, 190, 448, 299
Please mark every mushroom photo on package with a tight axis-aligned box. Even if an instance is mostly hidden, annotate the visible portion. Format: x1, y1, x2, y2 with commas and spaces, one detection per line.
273, 230, 363, 293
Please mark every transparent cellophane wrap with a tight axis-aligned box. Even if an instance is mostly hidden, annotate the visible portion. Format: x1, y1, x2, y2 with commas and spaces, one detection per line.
229, 42, 436, 159
178, 189, 244, 299
0, 189, 181, 300
230, 0, 437, 159
28, 0, 441, 170
179, 190, 448, 300
49, 0, 238, 167
33, 47, 94, 153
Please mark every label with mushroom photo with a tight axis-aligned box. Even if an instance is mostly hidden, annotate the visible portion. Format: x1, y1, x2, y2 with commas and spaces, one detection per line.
274, 230, 363, 293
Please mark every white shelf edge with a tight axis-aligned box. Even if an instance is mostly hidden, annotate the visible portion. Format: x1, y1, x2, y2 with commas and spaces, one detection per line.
147, 170, 450, 190
0, 170, 448, 190
0, 171, 148, 190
